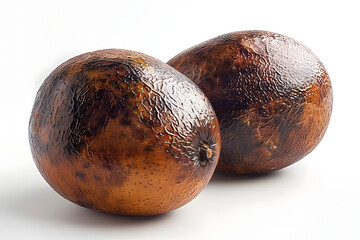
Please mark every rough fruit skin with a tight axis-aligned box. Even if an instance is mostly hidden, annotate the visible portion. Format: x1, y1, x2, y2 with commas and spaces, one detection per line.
29, 49, 221, 215
168, 31, 332, 174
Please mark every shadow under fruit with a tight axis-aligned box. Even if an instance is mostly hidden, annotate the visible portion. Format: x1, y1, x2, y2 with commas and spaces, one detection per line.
168, 30, 332, 174
29, 49, 221, 215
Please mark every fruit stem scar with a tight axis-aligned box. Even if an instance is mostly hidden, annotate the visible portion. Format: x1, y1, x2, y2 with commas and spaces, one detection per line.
199, 140, 212, 166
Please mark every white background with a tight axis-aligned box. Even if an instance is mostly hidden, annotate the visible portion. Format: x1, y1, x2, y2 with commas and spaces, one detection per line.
1, 0, 359, 239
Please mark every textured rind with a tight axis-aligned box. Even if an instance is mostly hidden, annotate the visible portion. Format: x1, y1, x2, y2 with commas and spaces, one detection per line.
29, 49, 221, 215
168, 30, 332, 174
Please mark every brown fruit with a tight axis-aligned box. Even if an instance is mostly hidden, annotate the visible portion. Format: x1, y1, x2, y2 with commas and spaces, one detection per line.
29, 49, 221, 215
168, 31, 332, 174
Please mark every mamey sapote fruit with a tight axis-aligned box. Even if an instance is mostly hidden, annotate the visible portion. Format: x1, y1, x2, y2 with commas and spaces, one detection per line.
168, 30, 332, 174
29, 49, 221, 215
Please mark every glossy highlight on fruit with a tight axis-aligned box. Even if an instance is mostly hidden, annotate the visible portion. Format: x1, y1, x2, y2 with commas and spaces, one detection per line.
168, 30, 332, 174
29, 49, 221, 215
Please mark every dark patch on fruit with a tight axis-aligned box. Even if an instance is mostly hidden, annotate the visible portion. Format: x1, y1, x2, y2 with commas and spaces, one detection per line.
75, 172, 86, 180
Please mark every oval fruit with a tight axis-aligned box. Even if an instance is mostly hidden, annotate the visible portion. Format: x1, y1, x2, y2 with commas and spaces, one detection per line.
168, 31, 332, 174
29, 49, 221, 215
